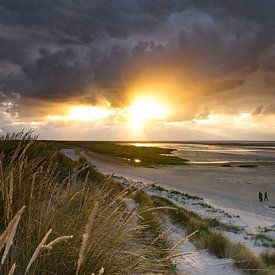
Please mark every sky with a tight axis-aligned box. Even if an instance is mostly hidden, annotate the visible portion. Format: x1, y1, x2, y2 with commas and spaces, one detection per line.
1, 0, 275, 140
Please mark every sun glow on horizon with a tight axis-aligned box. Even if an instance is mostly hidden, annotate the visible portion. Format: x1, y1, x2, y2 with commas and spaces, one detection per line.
45, 97, 167, 132
128, 98, 167, 130
46, 105, 115, 122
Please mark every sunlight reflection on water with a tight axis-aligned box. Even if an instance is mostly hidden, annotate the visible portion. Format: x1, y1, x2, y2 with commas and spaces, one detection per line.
121, 142, 275, 164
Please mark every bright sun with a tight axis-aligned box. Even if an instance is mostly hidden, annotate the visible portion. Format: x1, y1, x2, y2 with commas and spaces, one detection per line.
128, 98, 166, 129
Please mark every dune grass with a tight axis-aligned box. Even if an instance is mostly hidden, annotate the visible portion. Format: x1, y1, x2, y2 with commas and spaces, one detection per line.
261, 251, 275, 266
201, 231, 231, 258
230, 243, 265, 272
130, 190, 176, 271
199, 231, 266, 272
151, 195, 274, 274
152, 196, 241, 234
0, 131, 179, 274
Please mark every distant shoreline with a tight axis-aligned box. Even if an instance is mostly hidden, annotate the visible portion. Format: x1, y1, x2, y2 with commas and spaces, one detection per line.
43, 139, 275, 147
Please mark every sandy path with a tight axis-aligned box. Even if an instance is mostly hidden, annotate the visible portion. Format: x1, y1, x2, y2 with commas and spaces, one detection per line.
82, 151, 275, 231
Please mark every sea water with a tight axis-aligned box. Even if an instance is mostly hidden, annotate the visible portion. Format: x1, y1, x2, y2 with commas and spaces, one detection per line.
127, 142, 275, 164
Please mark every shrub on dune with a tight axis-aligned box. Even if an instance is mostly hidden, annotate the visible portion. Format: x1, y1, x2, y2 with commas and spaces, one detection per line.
261, 251, 275, 266
201, 231, 231, 258
230, 243, 265, 272
201, 232, 266, 272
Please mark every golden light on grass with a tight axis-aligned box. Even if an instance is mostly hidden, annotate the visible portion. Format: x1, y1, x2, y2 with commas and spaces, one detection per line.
46, 105, 115, 122
128, 97, 167, 130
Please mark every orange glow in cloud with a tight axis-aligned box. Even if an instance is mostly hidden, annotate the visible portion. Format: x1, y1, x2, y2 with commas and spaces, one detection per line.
46, 105, 115, 122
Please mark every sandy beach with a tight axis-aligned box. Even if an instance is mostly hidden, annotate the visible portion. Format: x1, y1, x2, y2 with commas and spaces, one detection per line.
80, 150, 275, 232
61, 148, 275, 273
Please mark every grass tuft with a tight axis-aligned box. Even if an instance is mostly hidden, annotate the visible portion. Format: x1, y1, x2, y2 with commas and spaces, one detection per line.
230, 243, 265, 271
201, 231, 231, 258
151, 195, 274, 274
261, 251, 275, 266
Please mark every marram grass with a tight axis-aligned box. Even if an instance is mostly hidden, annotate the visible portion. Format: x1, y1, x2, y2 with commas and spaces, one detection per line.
0, 131, 179, 274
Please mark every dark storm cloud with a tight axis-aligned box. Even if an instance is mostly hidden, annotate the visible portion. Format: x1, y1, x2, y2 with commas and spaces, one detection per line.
1, 0, 275, 118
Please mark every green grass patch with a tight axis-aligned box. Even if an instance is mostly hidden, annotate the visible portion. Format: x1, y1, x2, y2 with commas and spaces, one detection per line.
51, 141, 188, 167
169, 190, 202, 200
253, 234, 275, 248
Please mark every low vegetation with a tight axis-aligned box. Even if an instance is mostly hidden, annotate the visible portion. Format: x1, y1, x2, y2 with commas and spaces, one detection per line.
53, 141, 188, 167
152, 196, 242, 234
151, 195, 275, 274
1, 131, 273, 274
253, 234, 275, 249
0, 131, 179, 274
201, 231, 231, 258
261, 251, 275, 267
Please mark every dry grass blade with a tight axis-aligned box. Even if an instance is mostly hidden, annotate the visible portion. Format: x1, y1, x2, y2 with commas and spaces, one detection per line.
76, 201, 99, 275
0, 205, 26, 266
123, 251, 147, 260
139, 206, 176, 215
118, 206, 139, 230
129, 182, 158, 197
7, 263, 16, 275
71, 164, 91, 180
42, 235, 74, 250
98, 188, 129, 216
7, 169, 14, 222
24, 229, 52, 274
0, 160, 4, 198
151, 227, 174, 246
162, 252, 196, 262
98, 267, 104, 275
91, 267, 104, 275
170, 230, 198, 253
70, 188, 86, 201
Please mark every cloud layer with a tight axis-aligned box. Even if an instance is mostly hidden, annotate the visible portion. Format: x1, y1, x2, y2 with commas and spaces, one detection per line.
1, 0, 275, 138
